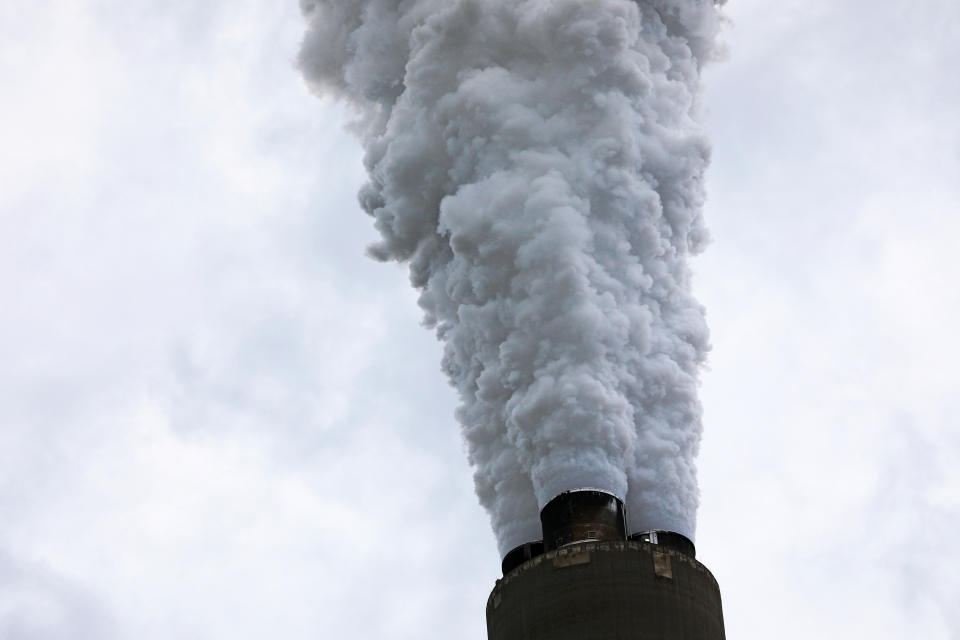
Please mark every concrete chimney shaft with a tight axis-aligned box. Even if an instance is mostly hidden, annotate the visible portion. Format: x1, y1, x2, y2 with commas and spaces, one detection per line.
487, 489, 725, 640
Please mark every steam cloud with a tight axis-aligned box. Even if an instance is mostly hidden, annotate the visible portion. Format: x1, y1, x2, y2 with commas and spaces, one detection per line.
299, 0, 722, 556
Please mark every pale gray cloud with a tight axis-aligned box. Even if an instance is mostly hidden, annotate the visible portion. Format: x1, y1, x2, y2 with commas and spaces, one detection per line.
0, 551, 116, 640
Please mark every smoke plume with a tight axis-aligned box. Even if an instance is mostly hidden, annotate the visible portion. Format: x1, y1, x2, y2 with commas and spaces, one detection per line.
299, 0, 722, 555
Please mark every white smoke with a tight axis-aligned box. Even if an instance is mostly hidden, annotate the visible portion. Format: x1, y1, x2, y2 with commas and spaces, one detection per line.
299, 0, 721, 555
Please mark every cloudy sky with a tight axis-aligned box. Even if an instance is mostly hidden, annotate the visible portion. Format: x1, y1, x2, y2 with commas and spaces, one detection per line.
1, 1, 958, 638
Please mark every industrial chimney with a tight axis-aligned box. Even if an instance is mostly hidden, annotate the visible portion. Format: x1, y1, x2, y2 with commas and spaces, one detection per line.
487, 489, 725, 640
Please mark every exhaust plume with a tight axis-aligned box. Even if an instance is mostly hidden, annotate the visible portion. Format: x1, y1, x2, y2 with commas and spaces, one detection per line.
299, 0, 722, 555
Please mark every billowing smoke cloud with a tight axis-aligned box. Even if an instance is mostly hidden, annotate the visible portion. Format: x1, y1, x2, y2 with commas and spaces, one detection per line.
299, 0, 721, 556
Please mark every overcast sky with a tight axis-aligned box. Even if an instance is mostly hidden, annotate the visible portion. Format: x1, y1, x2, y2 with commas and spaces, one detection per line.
1, 1, 958, 638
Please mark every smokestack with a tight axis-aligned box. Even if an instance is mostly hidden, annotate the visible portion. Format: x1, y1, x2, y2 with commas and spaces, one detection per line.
487, 540, 725, 640
629, 529, 697, 558
501, 488, 626, 574
488, 495, 724, 640
500, 541, 545, 576
539, 489, 627, 551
